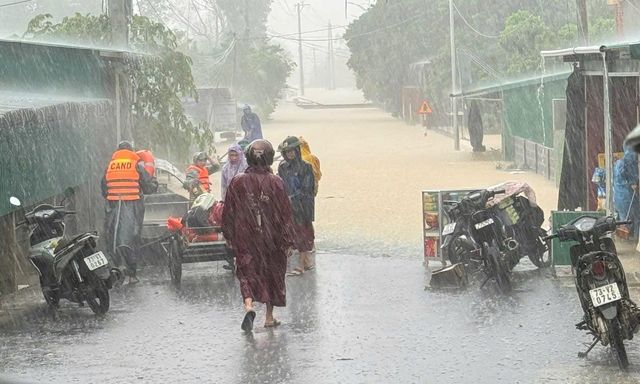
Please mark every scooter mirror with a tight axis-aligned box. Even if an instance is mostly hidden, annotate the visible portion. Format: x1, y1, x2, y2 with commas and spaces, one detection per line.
60, 187, 75, 206
63, 187, 75, 198
625, 125, 640, 154
9, 196, 21, 207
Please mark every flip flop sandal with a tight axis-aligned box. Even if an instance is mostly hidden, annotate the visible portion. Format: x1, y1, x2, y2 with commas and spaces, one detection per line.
304, 265, 315, 271
286, 268, 304, 277
264, 319, 282, 328
241, 310, 256, 332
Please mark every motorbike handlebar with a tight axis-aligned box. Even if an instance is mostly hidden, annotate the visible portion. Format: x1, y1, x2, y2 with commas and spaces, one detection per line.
492, 189, 506, 195
617, 220, 633, 226
542, 234, 558, 242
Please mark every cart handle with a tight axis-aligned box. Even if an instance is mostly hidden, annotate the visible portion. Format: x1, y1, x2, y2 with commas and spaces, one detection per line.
138, 234, 174, 249
184, 225, 223, 231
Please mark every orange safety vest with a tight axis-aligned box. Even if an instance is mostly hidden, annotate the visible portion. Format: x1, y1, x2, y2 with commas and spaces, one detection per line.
136, 150, 156, 177
186, 164, 210, 192
105, 149, 141, 201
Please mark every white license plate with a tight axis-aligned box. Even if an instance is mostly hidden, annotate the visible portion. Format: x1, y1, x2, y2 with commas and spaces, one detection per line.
474, 218, 494, 229
442, 223, 456, 236
84, 251, 109, 271
589, 282, 621, 307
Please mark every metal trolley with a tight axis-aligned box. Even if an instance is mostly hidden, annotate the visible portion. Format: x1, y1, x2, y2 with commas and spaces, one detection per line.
142, 192, 233, 286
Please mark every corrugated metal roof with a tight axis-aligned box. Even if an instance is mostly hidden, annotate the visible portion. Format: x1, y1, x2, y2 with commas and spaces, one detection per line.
0, 92, 110, 114
450, 70, 571, 98
0, 38, 148, 59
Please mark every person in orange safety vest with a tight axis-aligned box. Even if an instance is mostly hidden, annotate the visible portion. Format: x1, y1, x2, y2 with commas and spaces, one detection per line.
136, 149, 156, 178
183, 151, 220, 201
101, 141, 158, 284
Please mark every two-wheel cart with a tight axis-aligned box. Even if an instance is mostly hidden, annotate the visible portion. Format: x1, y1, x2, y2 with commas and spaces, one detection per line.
142, 191, 233, 286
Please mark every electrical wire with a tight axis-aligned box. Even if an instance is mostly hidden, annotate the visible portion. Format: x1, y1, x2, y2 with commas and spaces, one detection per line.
266, 12, 425, 42
625, 0, 640, 17
451, 0, 500, 39
0, 0, 31, 7
258, 24, 347, 40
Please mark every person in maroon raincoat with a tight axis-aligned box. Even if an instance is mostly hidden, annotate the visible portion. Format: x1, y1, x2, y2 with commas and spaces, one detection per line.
222, 139, 294, 332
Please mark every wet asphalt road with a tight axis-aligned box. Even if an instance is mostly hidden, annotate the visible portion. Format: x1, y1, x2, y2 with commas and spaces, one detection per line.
3, 250, 640, 384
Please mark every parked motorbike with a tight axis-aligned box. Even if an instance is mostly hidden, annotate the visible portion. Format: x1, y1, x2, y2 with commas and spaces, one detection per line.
545, 215, 640, 369
9, 195, 121, 314
490, 191, 550, 268
443, 188, 550, 270
441, 188, 515, 292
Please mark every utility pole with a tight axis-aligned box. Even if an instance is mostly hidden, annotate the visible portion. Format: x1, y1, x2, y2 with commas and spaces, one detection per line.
449, 0, 459, 150
244, 0, 250, 37
576, 0, 589, 44
108, 0, 131, 49
611, 0, 625, 39
328, 21, 336, 90
296, 2, 307, 96
107, 0, 133, 143
312, 48, 317, 87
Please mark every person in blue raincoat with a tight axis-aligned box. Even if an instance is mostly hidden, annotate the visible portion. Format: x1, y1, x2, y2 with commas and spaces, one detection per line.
614, 146, 640, 240
591, 167, 606, 211
240, 105, 263, 143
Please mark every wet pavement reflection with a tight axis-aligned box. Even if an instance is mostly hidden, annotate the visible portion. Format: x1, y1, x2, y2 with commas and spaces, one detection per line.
2, 251, 640, 383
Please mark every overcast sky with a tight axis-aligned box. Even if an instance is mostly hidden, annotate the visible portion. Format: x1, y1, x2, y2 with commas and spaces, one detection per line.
268, 0, 372, 88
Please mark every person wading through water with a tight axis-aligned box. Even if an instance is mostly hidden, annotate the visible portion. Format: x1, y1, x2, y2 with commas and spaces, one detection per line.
222, 139, 294, 332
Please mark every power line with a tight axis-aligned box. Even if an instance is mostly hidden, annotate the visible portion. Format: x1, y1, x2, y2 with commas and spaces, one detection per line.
144, 0, 165, 21
267, 12, 424, 42
625, 0, 640, 17
451, 0, 500, 39
0, 0, 32, 8
259, 24, 347, 40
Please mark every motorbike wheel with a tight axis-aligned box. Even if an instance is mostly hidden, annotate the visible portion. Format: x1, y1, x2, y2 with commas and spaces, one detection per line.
528, 228, 552, 269
447, 236, 474, 265
487, 242, 512, 293
86, 278, 110, 315
168, 238, 182, 286
609, 318, 629, 370
40, 278, 60, 308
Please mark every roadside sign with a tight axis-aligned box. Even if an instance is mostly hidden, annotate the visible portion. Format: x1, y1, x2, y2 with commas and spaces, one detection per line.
418, 100, 433, 114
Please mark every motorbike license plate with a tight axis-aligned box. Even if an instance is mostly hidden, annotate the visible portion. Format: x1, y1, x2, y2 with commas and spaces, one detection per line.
474, 218, 494, 230
442, 223, 456, 236
589, 283, 621, 307
84, 251, 109, 271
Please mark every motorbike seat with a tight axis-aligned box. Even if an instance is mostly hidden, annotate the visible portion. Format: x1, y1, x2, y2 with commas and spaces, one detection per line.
54, 233, 90, 253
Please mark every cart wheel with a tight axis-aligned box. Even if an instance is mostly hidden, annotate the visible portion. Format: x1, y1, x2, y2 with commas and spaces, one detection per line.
168, 238, 182, 286
224, 246, 235, 272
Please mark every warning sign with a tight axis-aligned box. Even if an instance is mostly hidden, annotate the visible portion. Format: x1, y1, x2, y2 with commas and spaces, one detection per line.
418, 100, 433, 114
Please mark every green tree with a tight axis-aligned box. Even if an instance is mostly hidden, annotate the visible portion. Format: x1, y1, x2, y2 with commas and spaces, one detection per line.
590, 17, 616, 43
139, 0, 291, 118
24, 13, 207, 157
499, 11, 554, 74
344, 0, 616, 118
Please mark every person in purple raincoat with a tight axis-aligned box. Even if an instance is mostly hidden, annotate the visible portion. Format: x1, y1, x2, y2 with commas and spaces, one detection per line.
221, 143, 248, 201
222, 139, 294, 332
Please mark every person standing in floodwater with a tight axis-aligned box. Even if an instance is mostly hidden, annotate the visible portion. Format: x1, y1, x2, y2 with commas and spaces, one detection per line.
102, 141, 158, 284
277, 136, 316, 275
222, 139, 294, 332
240, 105, 263, 143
